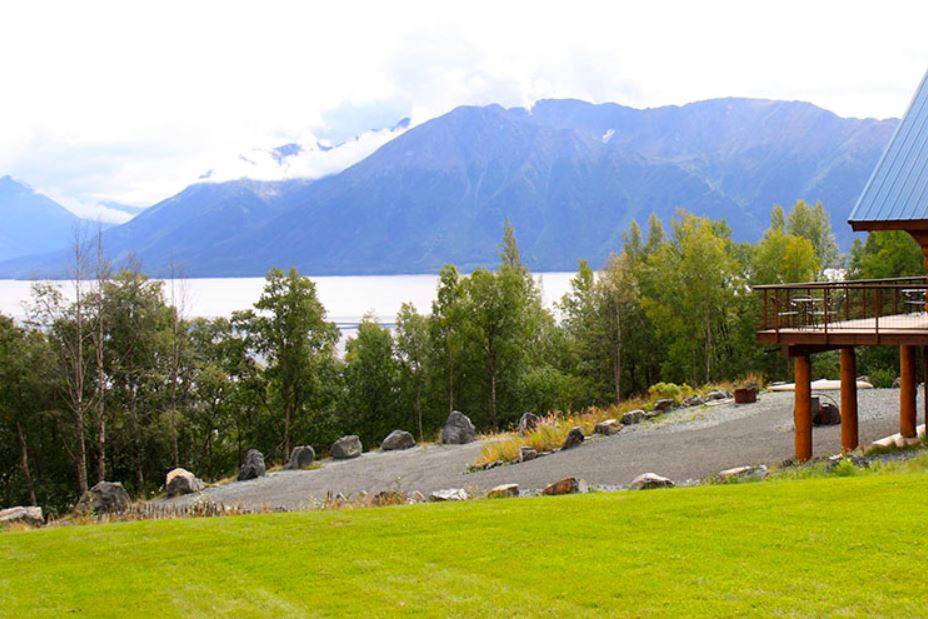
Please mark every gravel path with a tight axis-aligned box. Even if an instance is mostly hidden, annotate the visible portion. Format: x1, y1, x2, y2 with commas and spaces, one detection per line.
163, 388, 917, 509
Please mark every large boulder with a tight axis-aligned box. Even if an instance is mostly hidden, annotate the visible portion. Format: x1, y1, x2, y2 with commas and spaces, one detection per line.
629, 473, 675, 490
381, 430, 416, 451
286, 445, 316, 470
237, 448, 266, 481
332, 435, 363, 459
441, 410, 477, 444
517, 412, 541, 435
77, 481, 130, 514
621, 409, 647, 425
0, 506, 44, 527
165, 468, 205, 497
561, 427, 585, 450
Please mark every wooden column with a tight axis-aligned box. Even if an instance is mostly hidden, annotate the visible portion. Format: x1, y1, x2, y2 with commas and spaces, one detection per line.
923, 346, 928, 434
900, 345, 917, 438
839, 348, 858, 452
794, 352, 812, 461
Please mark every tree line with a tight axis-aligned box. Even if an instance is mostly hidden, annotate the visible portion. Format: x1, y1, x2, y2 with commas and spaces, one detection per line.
1, 200, 922, 512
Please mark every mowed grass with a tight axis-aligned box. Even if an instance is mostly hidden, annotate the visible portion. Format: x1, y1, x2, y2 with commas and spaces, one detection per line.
3, 474, 928, 617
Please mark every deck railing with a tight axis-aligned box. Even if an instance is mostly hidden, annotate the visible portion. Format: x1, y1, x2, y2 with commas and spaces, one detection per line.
753, 276, 928, 334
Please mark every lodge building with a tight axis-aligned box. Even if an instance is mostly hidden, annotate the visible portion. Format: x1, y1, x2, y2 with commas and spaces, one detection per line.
755, 70, 928, 460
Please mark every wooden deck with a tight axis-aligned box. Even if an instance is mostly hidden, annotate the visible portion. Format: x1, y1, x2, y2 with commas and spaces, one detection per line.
757, 312, 928, 347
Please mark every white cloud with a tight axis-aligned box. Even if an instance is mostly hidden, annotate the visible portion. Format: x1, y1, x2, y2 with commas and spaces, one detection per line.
1, 0, 926, 216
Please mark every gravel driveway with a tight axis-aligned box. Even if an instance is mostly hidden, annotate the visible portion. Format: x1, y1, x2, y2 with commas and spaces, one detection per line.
164, 389, 916, 509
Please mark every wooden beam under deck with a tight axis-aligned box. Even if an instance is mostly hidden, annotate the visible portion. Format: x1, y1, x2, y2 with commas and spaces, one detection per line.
757, 312, 928, 347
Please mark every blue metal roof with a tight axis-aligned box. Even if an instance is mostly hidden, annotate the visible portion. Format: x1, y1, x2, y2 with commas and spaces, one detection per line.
850, 69, 928, 225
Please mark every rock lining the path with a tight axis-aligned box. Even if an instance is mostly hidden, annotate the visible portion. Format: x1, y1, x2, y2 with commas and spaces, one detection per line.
561, 427, 585, 450
166, 468, 205, 497
487, 483, 519, 498
431, 488, 468, 501
332, 435, 363, 459
238, 449, 266, 480
286, 445, 316, 470
0, 506, 43, 527
381, 430, 416, 451
441, 411, 477, 444
77, 481, 130, 514
629, 473, 675, 490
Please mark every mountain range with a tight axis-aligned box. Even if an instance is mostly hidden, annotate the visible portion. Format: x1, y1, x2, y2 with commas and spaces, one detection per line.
0, 176, 85, 262
0, 97, 897, 278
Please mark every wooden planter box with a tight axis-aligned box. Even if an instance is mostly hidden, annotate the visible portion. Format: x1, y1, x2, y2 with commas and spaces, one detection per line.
733, 386, 757, 404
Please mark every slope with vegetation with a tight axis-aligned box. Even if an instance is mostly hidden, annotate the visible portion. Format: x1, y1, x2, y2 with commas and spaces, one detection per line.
1, 199, 924, 515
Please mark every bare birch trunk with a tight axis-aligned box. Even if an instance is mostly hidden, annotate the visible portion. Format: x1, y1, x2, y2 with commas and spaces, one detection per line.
15, 421, 37, 506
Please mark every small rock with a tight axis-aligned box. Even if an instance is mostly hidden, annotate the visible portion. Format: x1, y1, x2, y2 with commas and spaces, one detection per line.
286, 445, 316, 469
441, 410, 477, 444
594, 419, 621, 435
718, 465, 768, 482
431, 488, 469, 501
332, 435, 363, 459
0, 506, 43, 527
487, 483, 519, 498
683, 395, 704, 407
621, 409, 647, 425
165, 468, 205, 497
517, 412, 541, 435
237, 448, 266, 480
892, 377, 901, 389
629, 473, 675, 490
653, 398, 675, 412
381, 429, 416, 451
519, 446, 537, 462
543, 477, 589, 495
409, 491, 426, 503
372, 490, 406, 506
706, 390, 728, 401
561, 426, 585, 450
77, 481, 130, 514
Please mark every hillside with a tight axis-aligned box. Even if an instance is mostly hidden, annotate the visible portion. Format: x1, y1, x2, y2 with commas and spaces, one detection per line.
0, 176, 83, 262
0, 98, 896, 277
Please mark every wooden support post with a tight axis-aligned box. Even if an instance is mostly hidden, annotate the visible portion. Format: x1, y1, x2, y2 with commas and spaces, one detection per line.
923, 346, 928, 434
839, 348, 858, 452
900, 345, 917, 438
794, 352, 813, 461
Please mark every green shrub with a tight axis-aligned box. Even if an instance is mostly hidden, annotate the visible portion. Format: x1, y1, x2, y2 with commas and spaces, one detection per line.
869, 369, 896, 388
831, 458, 859, 477
648, 382, 691, 403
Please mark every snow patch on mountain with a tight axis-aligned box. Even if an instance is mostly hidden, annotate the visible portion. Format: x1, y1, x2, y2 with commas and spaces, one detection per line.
201, 120, 411, 184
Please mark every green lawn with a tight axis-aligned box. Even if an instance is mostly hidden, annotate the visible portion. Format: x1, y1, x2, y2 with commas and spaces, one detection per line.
3, 474, 928, 617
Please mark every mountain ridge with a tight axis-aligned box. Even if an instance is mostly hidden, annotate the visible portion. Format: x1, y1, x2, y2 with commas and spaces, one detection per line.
0, 96, 898, 278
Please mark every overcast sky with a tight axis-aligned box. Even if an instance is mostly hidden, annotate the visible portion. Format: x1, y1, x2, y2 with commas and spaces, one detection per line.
2, 0, 927, 221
